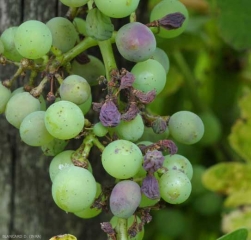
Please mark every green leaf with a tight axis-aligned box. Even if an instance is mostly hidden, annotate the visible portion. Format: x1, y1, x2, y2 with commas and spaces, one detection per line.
202, 162, 251, 194
216, 0, 251, 50
217, 228, 248, 240
229, 119, 251, 162
86, 8, 114, 41
224, 190, 251, 208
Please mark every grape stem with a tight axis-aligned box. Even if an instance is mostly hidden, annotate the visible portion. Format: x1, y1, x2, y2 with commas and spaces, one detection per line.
98, 39, 117, 81
115, 218, 128, 240
172, 50, 206, 112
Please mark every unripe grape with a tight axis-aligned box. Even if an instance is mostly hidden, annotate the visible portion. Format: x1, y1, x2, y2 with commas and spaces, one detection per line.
60, 0, 89, 7
159, 170, 192, 204
15, 20, 52, 59
168, 111, 204, 145
19, 111, 54, 146
163, 154, 193, 180
59, 75, 91, 105
44, 100, 85, 140
94, 0, 140, 18
0, 27, 23, 61
46, 17, 78, 53
102, 139, 143, 179
52, 166, 96, 212
115, 114, 144, 142
0, 81, 11, 114
49, 150, 92, 182
5, 92, 41, 128
131, 59, 166, 95
74, 183, 102, 219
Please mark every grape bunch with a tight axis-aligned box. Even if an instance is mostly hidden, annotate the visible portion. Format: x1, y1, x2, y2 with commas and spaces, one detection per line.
0, 0, 205, 239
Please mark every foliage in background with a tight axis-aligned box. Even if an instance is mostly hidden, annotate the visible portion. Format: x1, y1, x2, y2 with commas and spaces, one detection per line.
144, 0, 251, 239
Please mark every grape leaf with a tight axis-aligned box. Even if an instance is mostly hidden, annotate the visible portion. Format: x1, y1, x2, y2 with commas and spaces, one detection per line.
222, 207, 251, 239
224, 189, 251, 208
202, 162, 251, 194
86, 8, 114, 41
229, 119, 251, 162
229, 92, 251, 162
216, 0, 251, 50
217, 228, 248, 240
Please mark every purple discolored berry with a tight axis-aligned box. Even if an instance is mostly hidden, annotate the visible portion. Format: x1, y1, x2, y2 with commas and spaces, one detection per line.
141, 175, 160, 200
143, 150, 164, 173
99, 99, 121, 127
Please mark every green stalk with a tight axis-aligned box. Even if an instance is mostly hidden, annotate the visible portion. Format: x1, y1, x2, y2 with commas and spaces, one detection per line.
115, 218, 128, 240
98, 39, 117, 81
57, 37, 98, 66
173, 50, 206, 112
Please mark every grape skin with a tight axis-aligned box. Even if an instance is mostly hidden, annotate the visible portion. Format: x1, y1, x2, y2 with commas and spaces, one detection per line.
150, 0, 189, 38
159, 170, 192, 204
115, 114, 144, 142
52, 165, 96, 212
93, 122, 108, 137
41, 138, 69, 157
94, 0, 140, 18
46, 17, 78, 53
49, 150, 92, 182
151, 47, 170, 74
109, 180, 141, 219
59, 75, 91, 105
5, 92, 41, 129
44, 100, 85, 140
101, 139, 143, 179
116, 22, 156, 62
131, 59, 167, 95
163, 154, 193, 180
0, 27, 23, 61
60, 0, 89, 7
14, 20, 52, 59
74, 183, 102, 219
19, 111, 54, 147
168, 111, 204, 145
0, 82, 11, 114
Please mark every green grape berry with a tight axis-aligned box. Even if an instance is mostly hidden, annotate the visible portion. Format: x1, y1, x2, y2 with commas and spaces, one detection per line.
59, 75, 91, 105
44, 100, 85, 140
15, 20, 52, 59
46, 17, 78, 53
5, 92, 41, 128
19, 111, 54, 147
60, 0, 89, 7
101, 139, 143, 179
159, 170, 192, 204
115, 114, 144, 142
168, 111, 204, 145
163, 154, 193, 180
0, 27, 23, 61
93, 122, 108, 137
94, 0, 140, 18
0, 81, 11, 114
131, 59, 167, 95
49, 150, 92, 182
74, 182, 102, 219
52, 165, 96, 212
